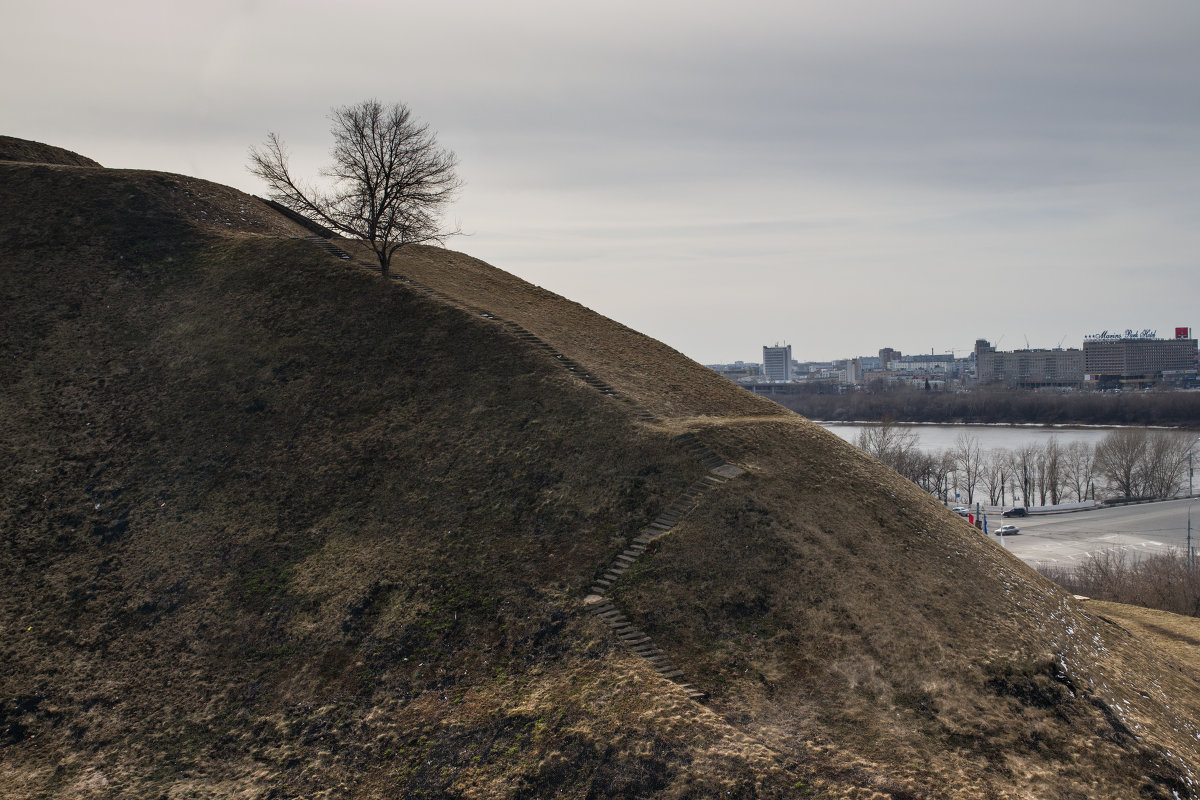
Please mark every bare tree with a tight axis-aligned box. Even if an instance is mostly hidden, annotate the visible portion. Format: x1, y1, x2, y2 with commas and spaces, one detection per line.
1042, 437, 1064, 505
1139, 431, 1195, 498
952, 432, 984, 505
855, 417, 943, 490
929, 450, 956, 504
1095, 428, 1149, 498
1062, 441, 1096, 502
855, 417, 917, 469
911, 450, 944, 495
981, 449, 1011, 506
249, 100, 462, 276
1011, 444, 1039, 507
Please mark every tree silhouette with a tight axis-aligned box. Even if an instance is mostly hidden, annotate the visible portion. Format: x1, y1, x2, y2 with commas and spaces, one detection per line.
250, 100, 461, 276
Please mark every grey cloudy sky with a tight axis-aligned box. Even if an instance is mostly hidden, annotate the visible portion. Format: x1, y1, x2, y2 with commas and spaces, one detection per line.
5, 0, 1198, 363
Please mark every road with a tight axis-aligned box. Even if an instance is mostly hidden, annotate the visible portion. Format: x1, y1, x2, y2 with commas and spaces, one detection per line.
980, 498, 1200, 568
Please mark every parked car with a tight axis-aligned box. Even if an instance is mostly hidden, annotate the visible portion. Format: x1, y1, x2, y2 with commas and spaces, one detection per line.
996, 525, 1020, 535
1002, 507, 1027, 518
952, 506, 970, 516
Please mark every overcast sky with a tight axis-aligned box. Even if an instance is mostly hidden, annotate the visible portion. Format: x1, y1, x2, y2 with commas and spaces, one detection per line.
5, 0, 1199, 363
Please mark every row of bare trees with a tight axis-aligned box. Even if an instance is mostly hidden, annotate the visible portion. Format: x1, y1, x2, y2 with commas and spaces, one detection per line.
856, 421, 1196, 506
1038, 550, 1200, 617
972, 438, 1096, 507
1092, 428, 1196, 499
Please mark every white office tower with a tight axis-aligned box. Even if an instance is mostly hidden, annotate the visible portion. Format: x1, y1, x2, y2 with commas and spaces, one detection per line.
762, 344, 792, 382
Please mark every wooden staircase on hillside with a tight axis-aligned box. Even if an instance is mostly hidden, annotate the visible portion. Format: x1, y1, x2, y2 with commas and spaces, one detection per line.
284, 215, 748, 704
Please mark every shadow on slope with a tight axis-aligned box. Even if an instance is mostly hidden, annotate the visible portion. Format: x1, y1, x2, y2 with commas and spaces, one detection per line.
0, 161, 811, 797
2, 153, 1199, 799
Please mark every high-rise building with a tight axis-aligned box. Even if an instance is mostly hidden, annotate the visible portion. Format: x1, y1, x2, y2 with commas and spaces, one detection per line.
845, 358, 862, 385
762, 344, 792, 382
1082, 332, 1197, 382
974, 339, 1084, 386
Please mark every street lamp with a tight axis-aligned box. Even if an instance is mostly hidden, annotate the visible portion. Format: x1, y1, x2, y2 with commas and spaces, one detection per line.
1190, 436, 1198, 498
1189, 501, 1195, 570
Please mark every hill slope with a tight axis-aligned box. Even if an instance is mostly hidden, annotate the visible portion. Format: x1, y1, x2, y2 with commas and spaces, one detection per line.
3, 147, 1200, 799
0, 135, 102, 167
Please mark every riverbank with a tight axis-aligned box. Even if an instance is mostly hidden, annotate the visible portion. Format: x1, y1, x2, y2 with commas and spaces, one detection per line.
762, 384, 1200, 427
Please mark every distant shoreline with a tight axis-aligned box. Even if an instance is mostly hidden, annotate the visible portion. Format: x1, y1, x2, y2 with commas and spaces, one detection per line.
813, 420, 1188, 431
762, 386, 1200, 428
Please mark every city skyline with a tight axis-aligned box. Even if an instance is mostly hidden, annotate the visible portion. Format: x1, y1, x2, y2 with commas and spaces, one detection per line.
727, 326, 1195, 367
5, 1, 1198, 364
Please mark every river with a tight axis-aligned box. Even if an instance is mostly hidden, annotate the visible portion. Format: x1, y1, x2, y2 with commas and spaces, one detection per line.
818, 422, 1125, 454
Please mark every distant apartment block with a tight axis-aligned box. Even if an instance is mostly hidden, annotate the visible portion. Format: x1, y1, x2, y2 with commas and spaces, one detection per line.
878, 347, 901, 369
762, 344, 793, 382
707, 361, 762, 382
844, 358, 863, 385
974, 340, 1084, 386
1082, 333, 1198, 383
894, 353, 957, 375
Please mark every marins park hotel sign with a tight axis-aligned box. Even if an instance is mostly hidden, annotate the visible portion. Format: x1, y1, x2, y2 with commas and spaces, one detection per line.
1083, 327, 1193, 341
1084, 328, 1158, 341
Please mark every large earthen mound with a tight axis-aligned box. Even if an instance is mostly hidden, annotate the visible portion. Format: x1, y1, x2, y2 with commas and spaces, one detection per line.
2, 141, 1199, 799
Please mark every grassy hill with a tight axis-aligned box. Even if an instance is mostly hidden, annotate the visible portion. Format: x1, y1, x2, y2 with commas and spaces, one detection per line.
0, 135, 102, 167
3, 142, 1200, 799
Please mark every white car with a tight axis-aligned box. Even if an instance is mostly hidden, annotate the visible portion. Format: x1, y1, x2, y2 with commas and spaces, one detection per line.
996, 525, 1019, 536
952, 506, 970, 516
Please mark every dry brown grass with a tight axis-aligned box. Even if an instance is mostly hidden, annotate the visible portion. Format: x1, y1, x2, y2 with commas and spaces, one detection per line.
0, 135, 102, 167
3, 150, 1200, 798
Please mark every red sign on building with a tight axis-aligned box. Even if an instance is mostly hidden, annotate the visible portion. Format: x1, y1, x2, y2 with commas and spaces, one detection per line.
1176, 327, 1191, 340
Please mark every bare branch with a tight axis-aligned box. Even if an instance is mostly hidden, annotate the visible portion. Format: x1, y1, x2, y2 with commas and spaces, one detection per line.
248, 100, 462, 276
